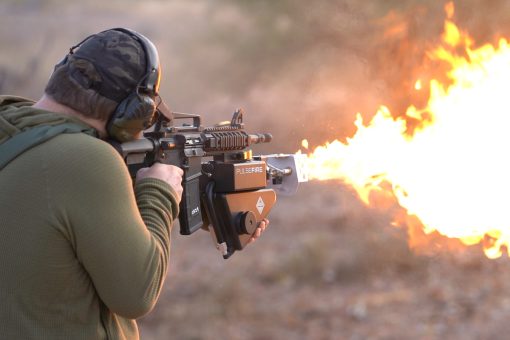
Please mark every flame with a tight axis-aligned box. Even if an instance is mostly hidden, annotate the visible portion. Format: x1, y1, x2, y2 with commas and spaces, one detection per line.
301, 2, 510, 259
414, 79, 422, 91
445, 2, 455, 19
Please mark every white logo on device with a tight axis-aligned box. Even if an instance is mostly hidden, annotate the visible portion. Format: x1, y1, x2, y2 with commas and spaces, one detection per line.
256, 197, 265, 214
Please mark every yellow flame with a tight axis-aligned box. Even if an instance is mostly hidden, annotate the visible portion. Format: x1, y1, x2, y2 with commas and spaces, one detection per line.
301, 139, 309, 149
301, 5, 510, 258
414, 79, 422, 90
443, 21, 461, 46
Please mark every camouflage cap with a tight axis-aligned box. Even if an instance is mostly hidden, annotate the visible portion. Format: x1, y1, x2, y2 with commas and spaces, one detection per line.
68, 29, 147, 103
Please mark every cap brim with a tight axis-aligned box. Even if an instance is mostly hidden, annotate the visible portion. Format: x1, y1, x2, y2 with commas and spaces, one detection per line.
156, 97, 173, 121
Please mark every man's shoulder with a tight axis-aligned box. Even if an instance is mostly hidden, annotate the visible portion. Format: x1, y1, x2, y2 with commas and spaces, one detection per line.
47, 132, 116, 153
43, 133, 124, 168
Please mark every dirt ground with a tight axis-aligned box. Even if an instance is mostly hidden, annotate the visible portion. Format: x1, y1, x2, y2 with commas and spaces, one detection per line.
2, 1, 510, 339
140, 181, 510, 340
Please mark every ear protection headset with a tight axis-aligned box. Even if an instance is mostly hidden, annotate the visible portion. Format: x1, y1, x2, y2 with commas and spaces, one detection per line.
62, 27, 161, 142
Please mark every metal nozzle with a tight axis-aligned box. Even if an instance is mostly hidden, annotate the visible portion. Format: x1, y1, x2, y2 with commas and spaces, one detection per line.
249, 133, 273, 144
267, 164, 293, 178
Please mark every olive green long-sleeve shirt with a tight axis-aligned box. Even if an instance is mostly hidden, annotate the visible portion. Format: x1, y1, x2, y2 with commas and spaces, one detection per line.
0, 97, 179, 339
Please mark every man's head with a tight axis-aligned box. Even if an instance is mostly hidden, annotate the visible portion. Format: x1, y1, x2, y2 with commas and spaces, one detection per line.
45, 28, 161, 141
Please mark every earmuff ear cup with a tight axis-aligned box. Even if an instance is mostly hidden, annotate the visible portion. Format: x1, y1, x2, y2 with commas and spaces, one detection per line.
107, 92, 156, 142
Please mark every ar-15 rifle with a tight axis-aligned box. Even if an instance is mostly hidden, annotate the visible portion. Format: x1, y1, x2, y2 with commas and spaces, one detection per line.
119, 109, 308, 259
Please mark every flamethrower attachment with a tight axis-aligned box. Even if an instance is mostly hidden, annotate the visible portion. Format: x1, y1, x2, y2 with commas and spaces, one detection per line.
119, 109, 308, 259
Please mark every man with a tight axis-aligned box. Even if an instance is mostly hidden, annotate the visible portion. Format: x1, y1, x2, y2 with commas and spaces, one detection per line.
0, 28, 266, 339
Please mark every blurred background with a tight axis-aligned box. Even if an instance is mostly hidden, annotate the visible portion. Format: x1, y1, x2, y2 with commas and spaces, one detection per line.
3, 0, 510, 339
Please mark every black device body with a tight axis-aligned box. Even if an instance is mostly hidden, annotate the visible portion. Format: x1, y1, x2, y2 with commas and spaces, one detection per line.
121, 109, 275, 258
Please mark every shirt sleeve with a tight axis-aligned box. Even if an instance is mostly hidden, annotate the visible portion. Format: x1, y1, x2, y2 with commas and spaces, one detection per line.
46, 134, 179, 319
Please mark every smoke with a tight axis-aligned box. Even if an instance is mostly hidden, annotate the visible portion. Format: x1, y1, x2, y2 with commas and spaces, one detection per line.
3, 0, 510, 150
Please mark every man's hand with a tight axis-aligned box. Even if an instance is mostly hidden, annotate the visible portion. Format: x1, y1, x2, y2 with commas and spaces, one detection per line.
248, 218, 269, 244
136, 163, 184, 202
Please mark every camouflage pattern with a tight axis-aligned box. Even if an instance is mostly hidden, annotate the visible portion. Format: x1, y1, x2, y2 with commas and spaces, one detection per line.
69, 29, 147, 103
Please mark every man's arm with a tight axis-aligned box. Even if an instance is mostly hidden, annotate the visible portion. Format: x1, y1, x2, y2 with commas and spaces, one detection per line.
48, 134, 181, 318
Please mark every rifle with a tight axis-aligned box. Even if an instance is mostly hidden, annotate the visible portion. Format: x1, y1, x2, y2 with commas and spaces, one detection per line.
119, 109, 308, 259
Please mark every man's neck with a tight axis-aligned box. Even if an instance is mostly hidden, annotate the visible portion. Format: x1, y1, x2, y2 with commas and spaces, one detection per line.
33, 94, 107, 138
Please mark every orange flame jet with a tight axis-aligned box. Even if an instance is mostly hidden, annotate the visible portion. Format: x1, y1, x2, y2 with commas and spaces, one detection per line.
300, 2, 510, 258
